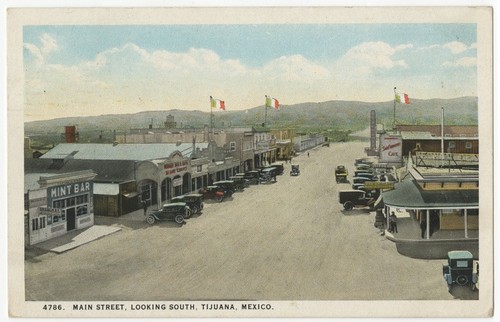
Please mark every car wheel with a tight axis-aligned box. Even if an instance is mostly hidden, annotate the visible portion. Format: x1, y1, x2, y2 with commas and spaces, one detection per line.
184, 208, 193, 219
191, 206, 199, 214
174, 214, 184, 225
456, 275, 468, 285
215, 195, 223, 202
343, 201, 354, 210
146, 215, 155, 225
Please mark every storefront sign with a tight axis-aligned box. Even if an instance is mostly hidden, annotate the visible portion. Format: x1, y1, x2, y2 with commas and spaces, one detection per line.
364, 181, 395, 190
39, 207, 63, 216
46, 181, 93, 208
379, 134, 402, 163
163, 160, 189, 175
172, 178, 183, 187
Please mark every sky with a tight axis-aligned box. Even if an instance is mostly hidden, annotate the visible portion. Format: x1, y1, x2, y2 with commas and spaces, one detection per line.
23, 23, 478, 122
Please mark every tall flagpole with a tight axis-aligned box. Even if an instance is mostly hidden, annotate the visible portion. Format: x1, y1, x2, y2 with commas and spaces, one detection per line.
393, 87, 397, 132
210, 96, 214, 138
264, 95, 268, 127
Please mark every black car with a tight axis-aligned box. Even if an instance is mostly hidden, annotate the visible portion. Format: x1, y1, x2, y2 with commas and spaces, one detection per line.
338, 189, 376, 210
146, 202, 190, 225
443, 250, 478, 291
268, 163, 284, 175
212, 180, 236, 197
243, 171, 261, 185
229, 174, 250, 190
170, 193, 204, 215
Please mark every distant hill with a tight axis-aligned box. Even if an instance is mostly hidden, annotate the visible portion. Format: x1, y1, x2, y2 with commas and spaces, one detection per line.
25, 97, 478, 137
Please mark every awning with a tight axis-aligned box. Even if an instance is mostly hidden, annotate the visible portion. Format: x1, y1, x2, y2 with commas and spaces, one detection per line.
382, 179, 478, 209
93, 183, 119, 195
122, 191, 139, 198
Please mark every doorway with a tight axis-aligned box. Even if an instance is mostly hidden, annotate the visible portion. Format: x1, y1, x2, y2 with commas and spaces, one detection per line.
67, 208, 76, 231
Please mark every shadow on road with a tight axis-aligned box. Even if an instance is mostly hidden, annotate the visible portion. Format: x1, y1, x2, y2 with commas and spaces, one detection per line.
341, 209, 373, 216
449, 285, 479, 300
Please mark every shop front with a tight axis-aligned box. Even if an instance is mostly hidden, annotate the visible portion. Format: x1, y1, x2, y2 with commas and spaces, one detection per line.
26, 170, 96, 246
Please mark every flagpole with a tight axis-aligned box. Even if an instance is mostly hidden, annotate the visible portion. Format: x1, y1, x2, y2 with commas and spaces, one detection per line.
393, 87, 397, 133
210, 96, 214, 138
264, 95, 268, 127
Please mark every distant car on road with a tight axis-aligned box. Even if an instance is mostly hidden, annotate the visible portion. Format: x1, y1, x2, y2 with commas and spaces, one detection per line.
212, 180, 236, 197
290, 164, 300, 176
243, 171, 261, 185
335, 165, 349, 183
146, 202, 190, 225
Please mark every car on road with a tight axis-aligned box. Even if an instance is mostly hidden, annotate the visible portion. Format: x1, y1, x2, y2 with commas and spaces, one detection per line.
243, 171, 261, 185
229, 174, 250, 190
146, 202, 190, 225
268, 163, 285, 175
335, 165, 349, 183
212, 180, 236, 197
199, 186, 226, 202
443, 250, 478, 291
170, 193, 204, 215
260, 167, 277, 183
338, 189, 377, 210
290, 164, 300, 176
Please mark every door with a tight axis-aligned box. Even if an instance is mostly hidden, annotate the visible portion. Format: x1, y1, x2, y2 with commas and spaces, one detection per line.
67, 207, 76, 231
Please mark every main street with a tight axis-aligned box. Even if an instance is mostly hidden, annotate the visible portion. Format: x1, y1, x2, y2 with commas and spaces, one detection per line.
25, 140, 453, 301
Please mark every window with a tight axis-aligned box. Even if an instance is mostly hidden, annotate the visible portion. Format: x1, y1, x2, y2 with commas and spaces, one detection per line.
77, 205, 88, 216
31, 217, 46, 231
230, 142, 236, 151
448, 141, 456, 149
465, 141, 472, 149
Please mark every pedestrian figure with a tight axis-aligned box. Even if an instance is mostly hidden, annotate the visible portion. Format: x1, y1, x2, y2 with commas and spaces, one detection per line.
142, 200, 148, 216
307, 152, 310, 157
273, 174, 277, 182
420, 218, 427, 239
390, 212, 398, 233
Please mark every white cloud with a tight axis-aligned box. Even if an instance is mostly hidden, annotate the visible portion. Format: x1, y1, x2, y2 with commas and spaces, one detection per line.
442, 56, 476, 68
334, 41, 408, 75
40, 33, 59, 56
443, 41, 469, 54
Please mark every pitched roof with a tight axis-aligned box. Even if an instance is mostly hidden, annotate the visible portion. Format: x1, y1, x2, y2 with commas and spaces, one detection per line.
396, 125, 478, 138
382, 179, 478, 209
25, 158, 136, 183
40, 143, 208, 161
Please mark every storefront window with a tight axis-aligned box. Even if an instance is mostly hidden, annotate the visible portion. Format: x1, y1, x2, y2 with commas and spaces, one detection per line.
77, 205, 88, 216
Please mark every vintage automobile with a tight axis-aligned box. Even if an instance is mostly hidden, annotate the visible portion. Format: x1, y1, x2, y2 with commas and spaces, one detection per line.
199, 186, 225, 202
268, 163, 285, 175
212, 180, 236, 197
169, 193, 204, 215
260, 167, 277, 183
335, 165, 349, 183
443, 250, 478, 291
243, 171, 261, 185
229, 174, 250, 190
146, 202, 190, 225
354, 158, 373, 167
290, 164, 300, 176
338, 189, 376, 210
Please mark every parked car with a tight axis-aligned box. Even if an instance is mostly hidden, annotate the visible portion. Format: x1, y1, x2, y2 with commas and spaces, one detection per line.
170, 193, 204, 215
268, 163, 284, 175
354, 158, 373, 167
443, 250, 478, 291
260, 167, 277, 183
290, 164, 300, 176
146, 202, 190, 225
335, 165, 349, 183
352, 176, 377, 185
199, 186, 225, 202
212, 180, 236, 197
338, 189, 377, 210
229, 174, 250, 190
243, 171, 261, 185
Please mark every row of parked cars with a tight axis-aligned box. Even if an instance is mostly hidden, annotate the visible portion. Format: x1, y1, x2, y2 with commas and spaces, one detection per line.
145, 163, 285, 225
337, 158, 395, 211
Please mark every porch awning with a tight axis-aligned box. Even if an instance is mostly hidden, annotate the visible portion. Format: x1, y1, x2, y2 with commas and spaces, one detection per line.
382, 179, 478, 209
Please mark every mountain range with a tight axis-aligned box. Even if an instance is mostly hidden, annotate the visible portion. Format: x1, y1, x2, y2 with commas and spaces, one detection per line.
25, 97, 478, 137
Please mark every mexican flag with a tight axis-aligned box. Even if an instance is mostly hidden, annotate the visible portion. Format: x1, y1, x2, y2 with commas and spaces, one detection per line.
210, 96, 225, 110
395, 93, 410, 104
266, 96, 280, 109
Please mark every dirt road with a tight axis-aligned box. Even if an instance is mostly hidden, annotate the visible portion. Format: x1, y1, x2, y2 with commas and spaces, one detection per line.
25, 140, 453, 301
